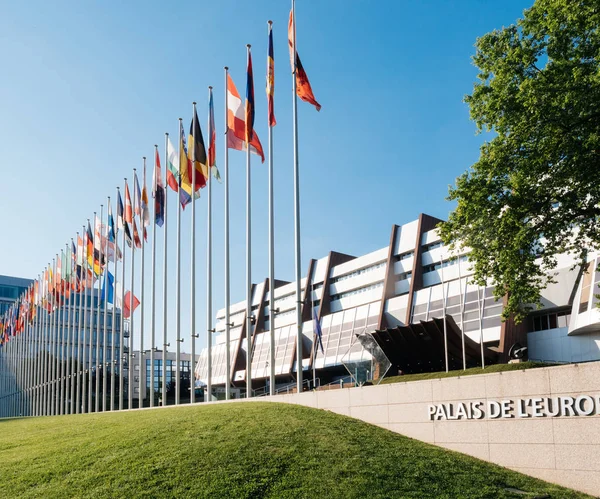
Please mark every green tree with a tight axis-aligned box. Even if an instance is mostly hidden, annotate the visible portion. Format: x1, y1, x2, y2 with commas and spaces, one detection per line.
440, 0, 600, 322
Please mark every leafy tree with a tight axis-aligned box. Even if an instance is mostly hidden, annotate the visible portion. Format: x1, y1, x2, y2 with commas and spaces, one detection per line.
440, 0, 600, 322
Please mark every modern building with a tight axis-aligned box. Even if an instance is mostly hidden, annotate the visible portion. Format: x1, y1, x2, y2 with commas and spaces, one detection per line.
194, 213, 600, 392
128, 350, 197, 404
0, 274, 34, 316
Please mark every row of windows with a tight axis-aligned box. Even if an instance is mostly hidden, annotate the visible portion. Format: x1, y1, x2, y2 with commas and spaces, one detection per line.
529, 311, 571, 332
422, 241, 443, 252
330, 262, 386, 284
330, 282, 384, 302
397, 251, 414, 261
423, 255, 469, 274
396, 271, 412, 281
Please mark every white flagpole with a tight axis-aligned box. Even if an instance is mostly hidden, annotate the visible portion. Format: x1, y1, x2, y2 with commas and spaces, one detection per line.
224, 67, 231, 401
191, 102, 197, 405
267, 20, 276, 396
162, 135, 169, 407
458, 256, 466, 370
118, 185, 126, 411
87, 218, 95, 413
42, 271, 49, 415
63, 244, 70, 415
111, 190, 118, 410
479, 286, 486, 369
51, 256, 58, 415
246, 43, 253, 399
80, 229, 89, 414
95, 205, 103, 413
129, 176, 136, 411
206, 87, 213, 403
175, 119, 183, 406
139, 158, 146, 409
440, 254, 448, 373
58, 253, 65, 415
150, 146, 158, 408
103, 201, 110, 411
292, 0, 303, 392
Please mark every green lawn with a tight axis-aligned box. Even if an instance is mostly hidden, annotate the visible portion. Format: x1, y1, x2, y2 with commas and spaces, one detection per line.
0, 402, 588, 498
379, 361, 552, 385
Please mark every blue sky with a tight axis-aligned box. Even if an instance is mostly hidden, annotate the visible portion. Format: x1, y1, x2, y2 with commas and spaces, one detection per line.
1, 0, 532, 350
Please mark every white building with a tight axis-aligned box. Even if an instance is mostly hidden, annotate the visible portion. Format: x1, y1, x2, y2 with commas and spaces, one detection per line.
195, 214, 600, 392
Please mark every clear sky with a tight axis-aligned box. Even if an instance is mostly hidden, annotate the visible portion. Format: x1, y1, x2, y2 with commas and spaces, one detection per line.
1, 0, 533, 351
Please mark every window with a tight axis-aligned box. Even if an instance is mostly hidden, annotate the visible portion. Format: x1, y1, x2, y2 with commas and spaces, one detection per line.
398, 251, 413, 261
422, 241, 442, 252
579, 262, 593, 314
331, 262, 386, 284
396, 271, 412, 281
529, 310, 570, 332
330, 282, 384, 301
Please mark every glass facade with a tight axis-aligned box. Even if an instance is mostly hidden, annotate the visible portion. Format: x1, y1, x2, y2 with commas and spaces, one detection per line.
145, 358, 191, 394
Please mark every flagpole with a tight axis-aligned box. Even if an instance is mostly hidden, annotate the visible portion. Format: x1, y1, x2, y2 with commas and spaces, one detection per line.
458, 256, 466, 370
224, 67, 231, 401
175, 119, 182, 406
63, 244, 70, 415
58, 253, 65, 415
292, 0, 304, 392
139, 158, 146, 409
87, 218, 95, 413
150, 146, 158, 408
129, 176, 136, 411
246, 44, 253, 399
206, 87, 213, 403
95, 204, 104, 413
81, 229, 89, 414
479, 285, 486, 369
111, 191, 118, 410
43, 270, 50, 415
162, 135, 169, 407
267, 20, 276, 396
118, 185, 126, 411
51, 256, 57, 415
102, 201, 110, 411
190, 102, 197, 405
69, 239, 77, 414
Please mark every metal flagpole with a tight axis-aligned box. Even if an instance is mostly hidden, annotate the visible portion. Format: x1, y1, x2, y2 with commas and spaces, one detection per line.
224, 67, 231, 401
312, 284, 316, 389
87, 217, 95, 414
78, 228, 86, 414
78, 229, 88, 413
150, 147, 158, 408
162, 135, 169, 407
267, 21, 276, 396
129, 176, 136, 411
32, 283, 40, 416
206, 88, 213, 403
292, 0, 304, 392
191, 103, 197, 405
139, 159, 146, 409
95, 205, 104, 412
175, 119, 183, 406
57, 254, 64, 415
51, 257, 57, 415
41, 275, 48, 415
458, 256, 466, 370
69, 241, 77, 414
478, 286, 486, 369
44, 273, 51, 415
102, 201, 110, 411
119, 185, 126, 411
111, 192, 118, 410
246, 44, 253, 399
63, 245, 71, 415
440, 254, 449, 373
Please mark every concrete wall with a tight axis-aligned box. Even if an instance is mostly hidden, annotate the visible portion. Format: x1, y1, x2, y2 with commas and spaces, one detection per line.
264, 363, 600, 496
528, 327, 600, 364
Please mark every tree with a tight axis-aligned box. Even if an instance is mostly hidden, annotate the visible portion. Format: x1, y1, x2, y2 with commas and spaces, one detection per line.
440, 0, 600, 322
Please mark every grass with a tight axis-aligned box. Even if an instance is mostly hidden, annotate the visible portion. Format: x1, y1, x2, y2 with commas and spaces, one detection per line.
0, 402, 589, 498
379, 361, 553, 385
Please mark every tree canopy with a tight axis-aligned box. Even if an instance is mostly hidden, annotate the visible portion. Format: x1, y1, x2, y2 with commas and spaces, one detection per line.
439, 0, 600, 322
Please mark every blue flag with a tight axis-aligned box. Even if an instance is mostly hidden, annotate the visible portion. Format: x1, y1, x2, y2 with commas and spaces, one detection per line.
313, 306, 324, 355
101, 270, 115, 305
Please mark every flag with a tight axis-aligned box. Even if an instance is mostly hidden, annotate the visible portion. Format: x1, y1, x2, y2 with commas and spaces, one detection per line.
188, 106, 208, 191
132, 219, 142, 249
245, 48, 255, 143
208, 88, 221, 181
88, 220, 102, 276
313, 306, 324, 354
267, 22, 276, 126
123, 291, 140, 319
288, 9, 321, 111
227, 74, 265, 162
141, 165, 150, 229
106, 198, 121, 262
166, 137, 180, 192
117, 189, 124, 230
124, 181, 133, 224
133, 171, 142, 218
153, 147, 165, 227
101, 271, 115, 305
178, 122, 193, 208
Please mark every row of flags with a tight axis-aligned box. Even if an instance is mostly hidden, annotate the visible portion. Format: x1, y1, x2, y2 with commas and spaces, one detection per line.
0, 7, 321, 356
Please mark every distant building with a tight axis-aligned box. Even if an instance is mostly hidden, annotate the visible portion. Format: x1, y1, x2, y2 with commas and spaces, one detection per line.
0, 274, 34, 316
195, 213, 600, 393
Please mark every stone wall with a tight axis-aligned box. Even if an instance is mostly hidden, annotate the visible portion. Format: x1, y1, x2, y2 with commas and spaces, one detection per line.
264, 363, 600, 496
